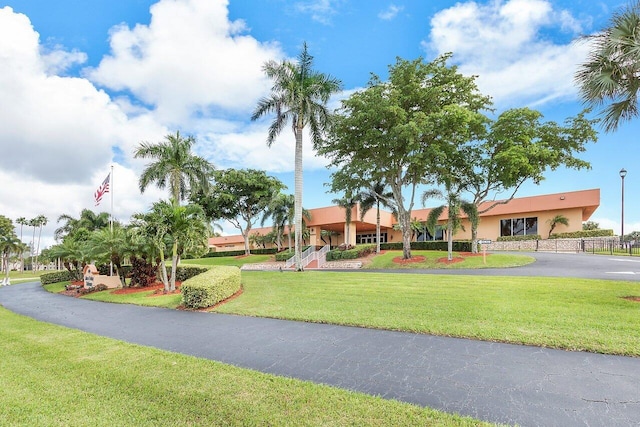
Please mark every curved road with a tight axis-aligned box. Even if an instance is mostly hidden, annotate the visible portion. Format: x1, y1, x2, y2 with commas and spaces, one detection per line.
1, 252, 640, 426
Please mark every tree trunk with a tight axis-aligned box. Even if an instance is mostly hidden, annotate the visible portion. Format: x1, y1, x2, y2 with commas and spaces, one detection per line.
158, 249, 169, 292
447, 222, 453, 261
170, 242, 178, 292
471, 224, 478, 254
391, 184, 412, 260
294, 127, 304, 271
376, 201, 381, 253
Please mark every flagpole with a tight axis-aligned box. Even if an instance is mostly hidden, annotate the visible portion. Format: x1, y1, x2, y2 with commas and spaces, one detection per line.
109, 165, 114, 276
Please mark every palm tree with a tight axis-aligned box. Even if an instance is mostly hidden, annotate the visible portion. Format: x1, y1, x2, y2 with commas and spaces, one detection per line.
424, 185, 478, 261
145, 200, 207, 292
252, 42, 342, 270
547, 215, 569, 238
358, 181, 394, 253
134, 131, 215, 206
0, 234, 23, 284
55, 209, 110, 241
575, 2, 640, 132
15, 217, 27, 271
332, 191, 358, 248
88, 225, 129, 287
34, 214, 47, 270
262, 193, 295, 252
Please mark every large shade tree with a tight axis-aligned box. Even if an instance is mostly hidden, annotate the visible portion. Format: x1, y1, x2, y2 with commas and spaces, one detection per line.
451, 108, 596, 251
135, 131, 215, 206
195, 169, 285, 255
318, 54, 490, 259
575, 1, 640, 132
252, 42, 342, 270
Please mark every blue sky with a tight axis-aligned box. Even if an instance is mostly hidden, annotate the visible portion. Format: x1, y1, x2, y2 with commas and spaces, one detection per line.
1, 0, 637, 247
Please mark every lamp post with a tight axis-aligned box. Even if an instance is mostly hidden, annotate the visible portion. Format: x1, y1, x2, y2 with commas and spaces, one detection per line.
620, 168, 627, 246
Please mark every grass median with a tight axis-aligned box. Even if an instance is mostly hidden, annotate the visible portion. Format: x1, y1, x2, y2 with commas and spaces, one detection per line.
0, 307, 491, 427
215, 271, 640, 356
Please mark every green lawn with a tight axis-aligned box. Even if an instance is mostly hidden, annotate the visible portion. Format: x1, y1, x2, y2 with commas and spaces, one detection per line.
0, 307, 490, 426
365, 250, 534, 269
214, 271, 640, 356
4, 269, 59, 284
181, 254, 273, 267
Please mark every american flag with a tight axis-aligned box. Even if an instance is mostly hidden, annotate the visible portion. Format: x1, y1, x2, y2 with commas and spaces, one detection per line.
94, 173, 110, 206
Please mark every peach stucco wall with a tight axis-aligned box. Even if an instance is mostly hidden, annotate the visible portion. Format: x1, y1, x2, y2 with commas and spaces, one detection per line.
208, 188, 600, 250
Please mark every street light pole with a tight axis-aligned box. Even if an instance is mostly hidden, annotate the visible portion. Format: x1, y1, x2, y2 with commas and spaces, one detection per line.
620, 168, 627, 245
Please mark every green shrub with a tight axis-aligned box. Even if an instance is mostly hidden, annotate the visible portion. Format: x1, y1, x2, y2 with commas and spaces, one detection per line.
326, 244, 376, 261
203, 248, 278, 258
379, 241, 473, 252
549, 229, 614, 239
496, 235, 542, 242
274, 246, 312, 261
41, 270, 75, 285
181, 266, 241, 309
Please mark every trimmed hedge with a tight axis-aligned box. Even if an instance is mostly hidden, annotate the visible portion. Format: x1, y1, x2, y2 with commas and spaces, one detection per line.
326, 244, 376, 261
549, 229, 614, 239
496, 235, 542, 242
41, 270, 75, 285
380, 241, 473, 252
181, 266, 241, 309
202, 248, 278, 258
274, 246, 312, 261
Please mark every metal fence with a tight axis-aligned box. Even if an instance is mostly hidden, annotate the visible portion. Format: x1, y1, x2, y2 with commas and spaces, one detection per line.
581, 239, 640, 256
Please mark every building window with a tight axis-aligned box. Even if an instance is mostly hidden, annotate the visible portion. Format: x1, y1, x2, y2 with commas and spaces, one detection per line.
356, 232, 387, 244
500, 217, 538, 237
416, 225, 444, 241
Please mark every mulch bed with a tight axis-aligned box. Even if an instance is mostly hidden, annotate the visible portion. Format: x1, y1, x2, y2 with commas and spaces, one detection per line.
391, 251, 490, 265
392, 255, 426, 264
622, 296, 640, 302
112, 281, 182, 296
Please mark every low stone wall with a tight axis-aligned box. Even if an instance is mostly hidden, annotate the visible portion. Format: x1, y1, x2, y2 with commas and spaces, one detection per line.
485, 237, 615, 253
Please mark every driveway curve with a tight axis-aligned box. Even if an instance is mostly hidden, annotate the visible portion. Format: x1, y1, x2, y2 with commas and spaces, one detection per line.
1, 252, 640, 426
345, 251, 640, 281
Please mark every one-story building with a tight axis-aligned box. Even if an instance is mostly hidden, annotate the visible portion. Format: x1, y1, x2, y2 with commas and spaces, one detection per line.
208, 188, 600, 251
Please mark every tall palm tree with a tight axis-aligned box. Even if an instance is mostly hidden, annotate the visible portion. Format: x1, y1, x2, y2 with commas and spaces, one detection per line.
34, 214, 47, 270
134, 131, 215, 206
252, 42, 342, 270
547, 214, 569, 238
358, 181, 394, 253
575, 1, 640, 132
16, 217, 27, 271
332, 191, 358, 247
424, 184, 478, 261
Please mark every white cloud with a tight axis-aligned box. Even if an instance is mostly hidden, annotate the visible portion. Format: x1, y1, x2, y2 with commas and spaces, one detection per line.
294, 0, 339, 25
0, 7, 168, 249
379, 4, 404, 21
425, 0, 589, 107
87, 0, 283, 125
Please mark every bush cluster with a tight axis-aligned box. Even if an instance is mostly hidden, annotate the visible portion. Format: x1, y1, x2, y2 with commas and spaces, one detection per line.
274, 246, 313, 261
326, 244, 376, 261
496, 235, 542, 242
549, 229, 614, 239
41, 270, 75, 285
181, 266, 241, 309
202, 248, 278, 258
380, 241, 473, 252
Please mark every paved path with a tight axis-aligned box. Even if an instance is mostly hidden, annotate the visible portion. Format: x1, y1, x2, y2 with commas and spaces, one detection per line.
2, 278, 640, 427
332, 251, 640, 281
